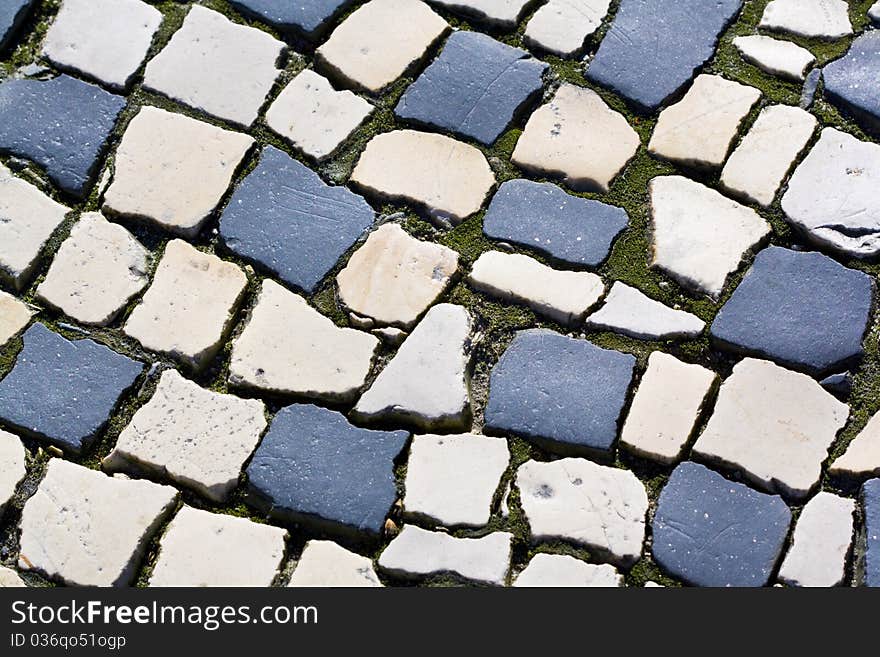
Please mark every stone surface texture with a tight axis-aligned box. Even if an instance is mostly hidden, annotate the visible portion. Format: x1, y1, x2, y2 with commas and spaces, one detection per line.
288, 540, 382, 587
733, 35, 815, 81
823, 31, 880, 136
760, 0, 852, 39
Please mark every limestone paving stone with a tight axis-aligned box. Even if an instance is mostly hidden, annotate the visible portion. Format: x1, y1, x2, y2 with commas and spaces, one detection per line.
485, 330, 635, 454
0, 0, 34, 52
652, 461, 791, 587
864, 479, 880, 586
18, 459, 178, 586
0, 323, 144, 453
403, 433, 509, 527
316, 0, 449, 94
426, 0, 531, 28
354, 304, 473, 431
759, 0, 852, 39
523, 0, 611, 58
469, 251, 605, 326
229, 0, 352, 37
830, 411, 880, 478
395, 31, 547, 145
103, 106, 254, 238
0, 429, 26, 517
149, 506, 287, 587
585, 282, 705, 340
0, 567, 25, 587
517, 458, 648, 565
482, 179, 628, 267
351, 130, 494, 224
732, 35, 815, 81
648, 176, 770, 298
246, 404, 409, 535
124, 240, 248, 371
823, 31, 880, 136
288, 541, 382, 587
511, 84, 639, 193
379, 525, 512, 585
693, 358, 849, 499
35, 213, 150, 327
229, 280, 379, 402
0, 75, 125, 197
513, 554, 623, 587
0, 291, 33, 348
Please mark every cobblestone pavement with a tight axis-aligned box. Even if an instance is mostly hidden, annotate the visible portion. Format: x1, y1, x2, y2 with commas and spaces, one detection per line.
1, 0, 879, 588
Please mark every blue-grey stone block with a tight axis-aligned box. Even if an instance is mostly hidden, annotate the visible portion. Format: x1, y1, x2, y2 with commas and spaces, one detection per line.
865, 478, 880, 587
228, 0, 352, 37
0, 0, 33, 52
824, 31, 880, 136
800, 68, 822, 109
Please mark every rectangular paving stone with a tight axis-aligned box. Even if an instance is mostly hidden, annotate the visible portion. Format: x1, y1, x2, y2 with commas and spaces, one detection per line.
733, 35, 815, 81
864, 478, 880, 587
523, 0, 611, 58
288, 540, 383, 587
229, 0, 353, 38
0, 429, 26, 517
0, 291, 33, 348
0, 0, 35, 52
760, 0, 852, 39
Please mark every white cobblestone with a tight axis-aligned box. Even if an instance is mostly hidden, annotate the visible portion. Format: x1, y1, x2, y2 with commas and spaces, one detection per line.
288, 541, 382, 587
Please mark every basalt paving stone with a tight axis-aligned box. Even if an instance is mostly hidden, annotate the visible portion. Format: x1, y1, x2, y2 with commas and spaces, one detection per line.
823, 31, 880, 136
0, 291, 33, 348
426, 0, 532, 28
0, 429, 26, 517
0, 323, 144, 454
229, 0, 353, 37
481, 179, 628, 268
710, 246, 874, 375
653, 462, 791, 587
865, 479, 880, 587
246, 404, 409, 536
484, 329, 636, 454
759, 0, 852, 39
585, 0, 743, 113
513, 554, 623, 587
288, 540, 382, 587
0, 75, 125, 198
396, 31, 546, 146
523, 0, 611, 58
830, 411, 880, 478
220, 146, 373, 294
732, 35, 815, 81
0, 0, 34, 52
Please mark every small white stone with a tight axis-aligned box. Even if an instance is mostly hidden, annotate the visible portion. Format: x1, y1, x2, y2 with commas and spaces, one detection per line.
266, 69, 374, 161
759, 0, 852, 39
0, 567, 26, 587
721, 104, 817, 207
354, 304, 473, 431
693, 358, 849, 499
288, 540, 382, 587
778, 491, 855, 587
378, 525, 512, 585
373, 326, 407, 346
427, 0, 532, 27
149, 506, 287, 587
649, 75, 761, 169
143, 5, 285, 126
469, 251, 604, 326
523, 0, 612, 58
644, 581, 664, 588
103, 106, 254, 238
229, 279, 379, 402
732, 35, 815, 81
649, 175, 770, 298
512, 83, 639, 193
0, 291, 34, 348
513, 554, 623, 587
871, 1, 880, 23
829, 411, 880, 478
585, 281, 705, 340
124, 240, 247, 371
516, 458, 648, 566
0, 429, 26, 516
18, 459, 178, 586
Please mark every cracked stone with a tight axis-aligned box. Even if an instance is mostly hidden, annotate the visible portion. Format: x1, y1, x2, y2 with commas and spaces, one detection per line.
288, 540, 382, 587
830, 411, 880, 478
426, 0, 532, 28
864, 478, 880, 587
823, 31, 880, 137
759, 0, 852, 39
0, 429, 26, 517
585, 281, 705, 340
523, 0, 611, 58
228, 0, 352, 37
0, 291, 33, 348
0, 567, 25, 587
733, 35, 815, 81
0, 1, 34, 52
513, 554, 623, 587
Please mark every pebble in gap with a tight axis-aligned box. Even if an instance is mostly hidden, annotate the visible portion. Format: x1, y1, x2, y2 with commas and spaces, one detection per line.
220, 146, 374, 294
864, 479, 880, 587
732, 35, 815, 82
0, 324, 144, 454
228, 0, 352, 38
103, 106, 254, 239
0, 567, 25, 587
513, 554, 623, 588
511, 83, 639, 193
0, 0, 34, 52
0, 290, 33, 348
403, 433, 509, 527
0, 429, 26, 516
0, 75, 125, 198
469, 251, 605, 327
378, 525, 512, 585
353, 304, 473, 431
585, 0, 743, 113
482, 179, 628, 268
246, 404, 409, 536
395, 31, 547, 145
336, 223, 459, 329
649, 176, 770, 298
823, 31, 880, 136
777, 492, 855, 587
692, 358, 849, 500
801, 68, 822, 109
149, 506, 287, 587
143, 6, 285, 127
316, 0, 449, 94
41, 0, 163, 90
648, 75, 761, 169
710, 246, 874, 376
351, 130, 495, 225
124, 240, 247, 372
720, 105, 817, 207
830, 411, 880, 478
523, 0, 611, 58
821, 371, 853, 398
35, 213, 150, 327
484, 329, 635, 454
517, 458, 648, 566
759, 0, 852, 40
288, 541, 382, 587
619, 351, 716, 464
585, 281, 705, 340
653, 461, 791, 587
229, 279, 379, 403
18, 459, 178, 586
426, 0, 532, 29
103, 369, 267, 503
265, 70, 374, 161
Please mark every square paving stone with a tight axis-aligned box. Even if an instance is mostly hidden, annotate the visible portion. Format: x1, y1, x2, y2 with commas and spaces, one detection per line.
220, 146, 374, 294
246, 403, 409, 536
823, 31, 880, 137
229, 0, 353, 38
483, 329, 636, 454
0, 0, 34, 52
0, 291, 33, 349
288, 540, 382, 587
0, 323, 144, 454
864, 478, 880, 587
710, 246, 874, 375
0, 75, 125, 198
395, 31, 547, 145
652, 461, 791, 587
